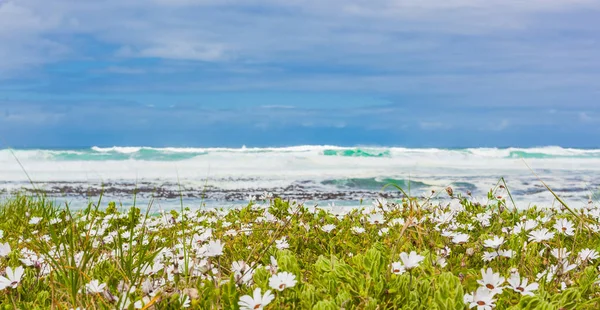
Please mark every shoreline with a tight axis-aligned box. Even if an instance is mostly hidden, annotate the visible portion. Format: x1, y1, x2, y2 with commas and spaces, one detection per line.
0, 179, 595, 210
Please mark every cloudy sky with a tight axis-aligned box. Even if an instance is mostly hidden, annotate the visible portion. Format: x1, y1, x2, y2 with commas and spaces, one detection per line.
1, 0, 599, 148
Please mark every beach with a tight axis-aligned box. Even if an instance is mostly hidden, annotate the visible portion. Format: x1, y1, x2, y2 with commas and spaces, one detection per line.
1, 146, 599, 210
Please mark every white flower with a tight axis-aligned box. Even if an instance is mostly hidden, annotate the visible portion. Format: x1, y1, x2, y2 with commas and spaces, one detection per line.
201, 240, 224, 257
477, 268, 505, 295
268, 272, 297, 291
507, 272, 538, 296
483, 236, 504, 249
558, 261, 577, 275
259, 192, 273, 200
434, 257, 447, 268
475, 213, 491, 227
0, 243, 10, 258
434, 211, 455, 225
554, 219, 575, 236
86, 279, 107, 294
372, 198, 389, 210
550, 248, 570, 261
238, 288, 275, 310
464, 286, 496, 310
538, 214, 552, 224
451, 233, 470, 244
367, 213, 385, 225
275, 238, 289, 250
141, 278, 162, 297
0, 266, 25, 290
578, 248, 600, 262
321, 224, 336, 233
528, 228, 555, 243
232, 261, 248, 274
351, 226, 365, 234
390, 262, 406, 274
179, 294, 191, 308
513, 220, 538, 234
266, 256, 278, 275
29, 217, 42, 225
441, 230, 454, 238
389, 218, 406, 226
482, 251, 498, 262
437, 247, 451, 257
378, 228, 389, 236
536, 266, 557, 283
399, 251, 425, 270
499, 249, 514, 258
134, 296, 151, 309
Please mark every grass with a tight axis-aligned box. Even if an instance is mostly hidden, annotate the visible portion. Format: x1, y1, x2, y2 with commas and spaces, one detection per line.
1, 185, 600, 309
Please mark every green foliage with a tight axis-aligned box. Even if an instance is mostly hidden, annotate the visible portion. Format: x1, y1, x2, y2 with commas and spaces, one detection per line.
1, 191, 600, 309
432, 272, 465, 310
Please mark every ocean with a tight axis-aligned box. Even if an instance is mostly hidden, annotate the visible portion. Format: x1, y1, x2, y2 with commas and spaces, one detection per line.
1, 146, 599, 210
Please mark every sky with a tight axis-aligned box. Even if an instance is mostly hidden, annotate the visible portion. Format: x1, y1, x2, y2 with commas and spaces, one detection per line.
0, 0, 599, 148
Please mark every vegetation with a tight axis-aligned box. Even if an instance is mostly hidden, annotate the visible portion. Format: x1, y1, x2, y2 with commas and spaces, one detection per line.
1, 185, 600, 309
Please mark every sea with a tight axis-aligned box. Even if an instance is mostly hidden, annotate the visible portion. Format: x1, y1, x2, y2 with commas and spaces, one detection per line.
1, 146, 599, 211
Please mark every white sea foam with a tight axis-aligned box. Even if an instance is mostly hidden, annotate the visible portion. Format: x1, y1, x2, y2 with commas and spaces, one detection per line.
1, 146, 599, 208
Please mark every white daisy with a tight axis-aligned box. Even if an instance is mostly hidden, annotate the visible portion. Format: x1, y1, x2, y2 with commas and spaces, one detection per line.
553, 219, 575, 236
321, 224, 336, 233
507, 272, 538, 296
483, 236, 504, 250
477, 268, 505, 295
0, 243, 10, 258
399, 251, 425, 270
451, 233, 470, 244
200, 240, 224, 257
528, 228, 555, 243
238, 288, 275, 310
351, 226, 365, 234
0, 266, 25, 290
578, 248, 599, 263
275, 237, 290, 250
464, 286, 496, 310
268, 272, 297, 291
390, 262, 406, 275
86, 279, 107, 294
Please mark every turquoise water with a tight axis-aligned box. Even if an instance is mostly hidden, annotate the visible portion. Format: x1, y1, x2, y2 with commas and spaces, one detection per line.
52, 149, 208, 161
322, 149, 391, 157
321, 177, 429, 190
2, 145, 600, 208
2, 146, 600, 162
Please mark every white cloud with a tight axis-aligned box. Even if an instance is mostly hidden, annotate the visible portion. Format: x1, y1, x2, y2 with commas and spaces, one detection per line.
0, 104, 65, 126
579, 112, 597, 122
138, 43, 225, 61
492, 119, 511, 131
102, 66, 146, 75
260, 105, 295, 109
0, 1, 69, 74
0, 0, 599, 101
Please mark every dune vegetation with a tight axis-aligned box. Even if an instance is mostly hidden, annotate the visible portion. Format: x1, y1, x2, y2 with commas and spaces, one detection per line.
0, 185, 600, 309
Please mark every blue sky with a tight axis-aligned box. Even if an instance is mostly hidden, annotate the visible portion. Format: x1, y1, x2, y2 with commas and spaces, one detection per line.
1, 0, 599, 148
